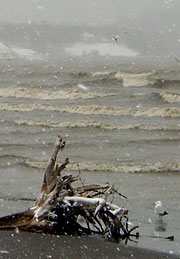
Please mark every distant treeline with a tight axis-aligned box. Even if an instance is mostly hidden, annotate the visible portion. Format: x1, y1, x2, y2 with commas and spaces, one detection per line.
0, 21, 177, 57
0, 22, 121, 54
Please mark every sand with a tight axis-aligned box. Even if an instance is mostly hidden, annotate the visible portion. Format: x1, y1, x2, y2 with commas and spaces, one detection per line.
0, 230, 178, 259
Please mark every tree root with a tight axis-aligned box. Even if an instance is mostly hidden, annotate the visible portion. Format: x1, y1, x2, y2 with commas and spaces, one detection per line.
0, 136, 139, 243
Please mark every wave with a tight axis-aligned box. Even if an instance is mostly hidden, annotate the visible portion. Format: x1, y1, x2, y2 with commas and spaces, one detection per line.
92, 71, 157, 87
160, 92, 180, 103
15, 119, 117, 129
0, 154, 29, 167
0, 154, 25, 160
1, 103, 180, 117
114, 72, 157, 87
0, 87, 114, 100
14, 119, 180, 131
90, 70, 180, 88
1, 152, 180, 173
24, 159, 180, 173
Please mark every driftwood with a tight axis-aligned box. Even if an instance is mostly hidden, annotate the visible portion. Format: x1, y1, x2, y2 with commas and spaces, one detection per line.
0, 136, 138, 242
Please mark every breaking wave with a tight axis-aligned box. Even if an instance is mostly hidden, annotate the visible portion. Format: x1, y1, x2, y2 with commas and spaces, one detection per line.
1, 153, 180, 174
69, 70, 159, 87
90, 70, 180, 88
0, 87, 114, 100
14, 119, 180, 131
1, 103, 180, 117
92, 71, 157, 87
15, 119, 117, 129
160, 92, 180, 103
114, 72, 157, 87
24, 159, 180, 173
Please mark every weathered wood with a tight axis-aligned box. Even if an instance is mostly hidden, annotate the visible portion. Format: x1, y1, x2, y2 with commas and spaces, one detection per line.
0, 136, 138, 242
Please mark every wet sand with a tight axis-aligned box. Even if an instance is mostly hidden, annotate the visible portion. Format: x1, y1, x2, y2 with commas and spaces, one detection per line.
0, 230, 178, 259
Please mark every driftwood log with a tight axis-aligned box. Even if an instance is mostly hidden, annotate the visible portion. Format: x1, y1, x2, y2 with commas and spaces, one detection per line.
0, 136, 138, 242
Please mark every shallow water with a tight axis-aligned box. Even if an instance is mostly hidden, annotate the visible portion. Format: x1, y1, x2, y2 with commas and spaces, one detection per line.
0, 58, 180, 256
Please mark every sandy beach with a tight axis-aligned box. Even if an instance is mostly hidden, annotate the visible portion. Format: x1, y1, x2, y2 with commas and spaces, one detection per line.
0, 230, 178, 259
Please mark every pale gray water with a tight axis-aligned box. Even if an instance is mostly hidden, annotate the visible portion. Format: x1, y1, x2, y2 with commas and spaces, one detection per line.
0, 58, 180, 256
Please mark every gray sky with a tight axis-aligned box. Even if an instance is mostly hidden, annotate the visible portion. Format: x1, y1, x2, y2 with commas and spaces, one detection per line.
0, 0, 180, 57
0, 0, 178, 26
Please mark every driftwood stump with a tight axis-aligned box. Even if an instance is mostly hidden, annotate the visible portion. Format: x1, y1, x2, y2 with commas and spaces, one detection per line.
0, 136, 138, 242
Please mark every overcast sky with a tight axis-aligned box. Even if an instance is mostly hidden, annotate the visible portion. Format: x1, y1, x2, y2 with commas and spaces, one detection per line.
0, 0, 180, 57
0, 0, 178, 26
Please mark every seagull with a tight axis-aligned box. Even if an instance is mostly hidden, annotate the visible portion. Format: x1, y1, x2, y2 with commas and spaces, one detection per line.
154, 201, 168, 217
112, 35, 119, 43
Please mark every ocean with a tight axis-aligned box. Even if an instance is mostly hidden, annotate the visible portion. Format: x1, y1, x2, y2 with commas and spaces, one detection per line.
0, 57, 180, 256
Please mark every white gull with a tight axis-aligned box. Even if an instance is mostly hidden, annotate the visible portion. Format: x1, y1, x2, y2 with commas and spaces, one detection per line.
154, 201, 168, 217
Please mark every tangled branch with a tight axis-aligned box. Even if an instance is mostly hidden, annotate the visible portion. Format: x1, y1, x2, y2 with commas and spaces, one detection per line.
0, 136, 138, 243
